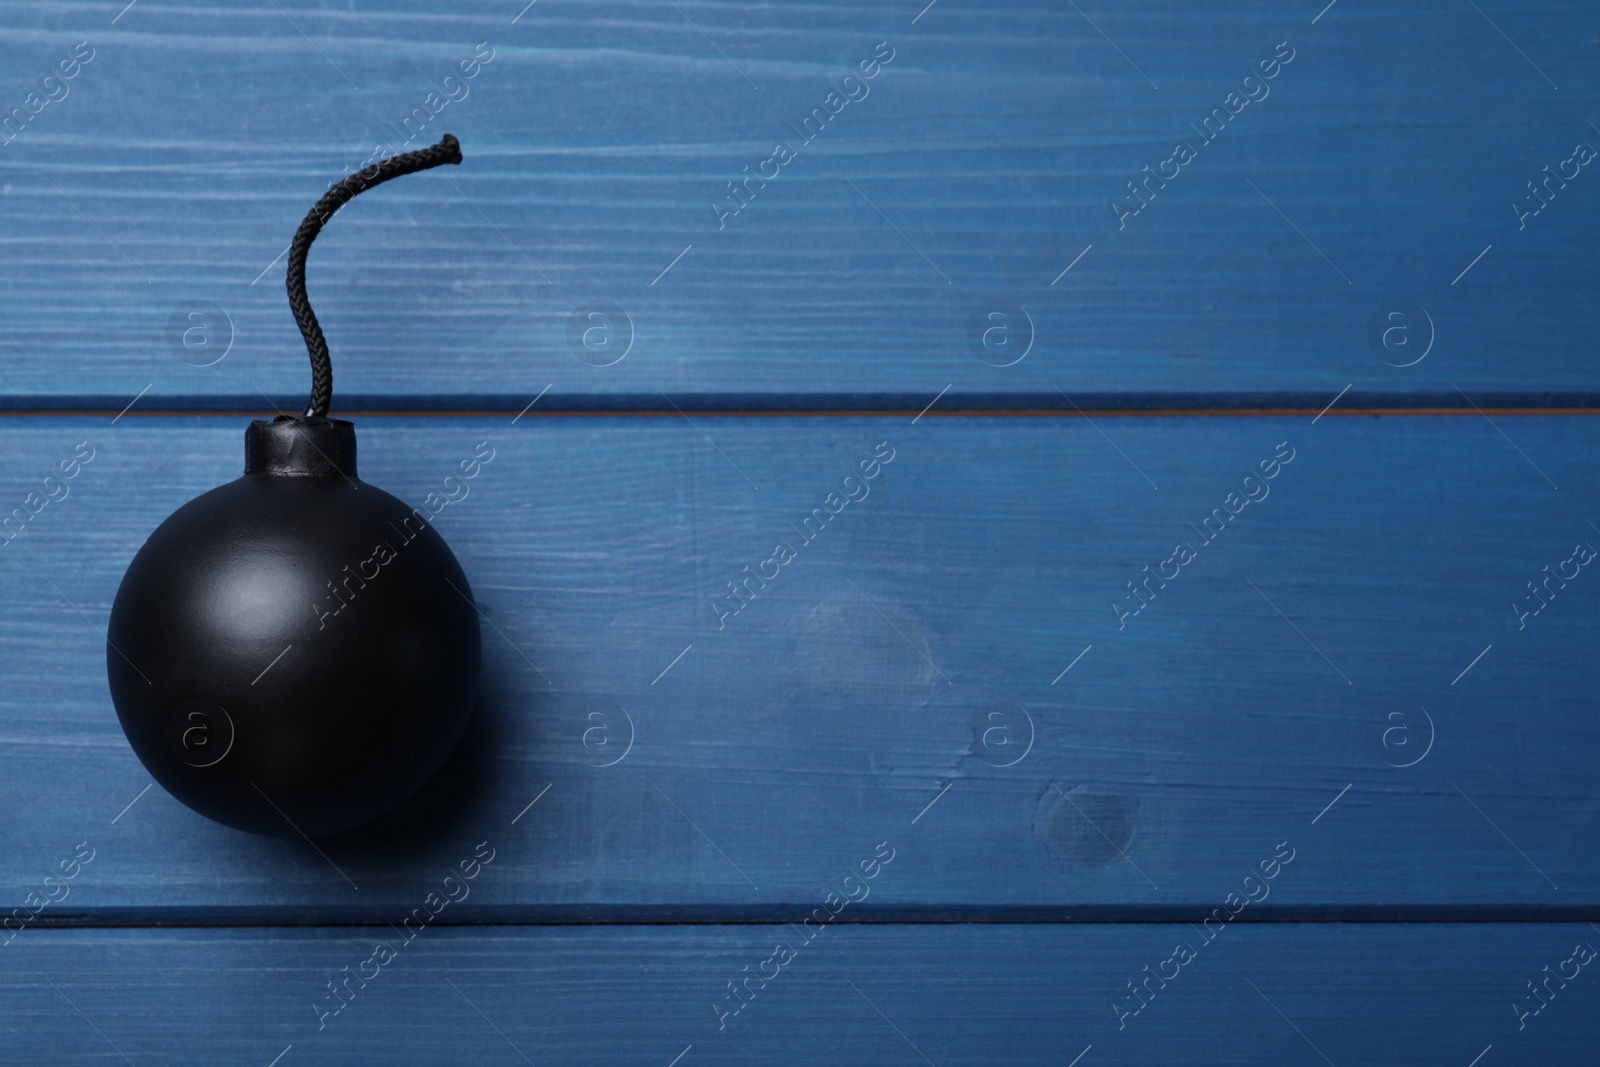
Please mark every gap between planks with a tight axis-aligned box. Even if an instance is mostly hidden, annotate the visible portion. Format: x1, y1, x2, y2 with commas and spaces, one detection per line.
8, 408, 1600, 420
23, 911, 1600, 931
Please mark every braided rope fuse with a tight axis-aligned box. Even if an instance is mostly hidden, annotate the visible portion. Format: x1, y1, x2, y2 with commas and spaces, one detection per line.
286, 134, 463, 417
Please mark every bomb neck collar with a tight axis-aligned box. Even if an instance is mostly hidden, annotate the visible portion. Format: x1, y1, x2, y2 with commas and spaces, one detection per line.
245, 416, 358, 479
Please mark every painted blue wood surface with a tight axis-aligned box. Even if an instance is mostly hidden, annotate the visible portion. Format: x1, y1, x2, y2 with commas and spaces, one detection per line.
4, 3, 1599, 1061
5, 924, 1597, 1064
1, 1, 1597, 407
2, 414, 1596, 919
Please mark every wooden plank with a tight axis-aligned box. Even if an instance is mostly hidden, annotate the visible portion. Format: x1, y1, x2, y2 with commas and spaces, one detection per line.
1, 413, 1596, 918
1, 2, 1597, 407
4, 923, 1597, 1064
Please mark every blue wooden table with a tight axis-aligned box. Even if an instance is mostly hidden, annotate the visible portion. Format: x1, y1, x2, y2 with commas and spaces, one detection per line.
3, 1, 1598, 1063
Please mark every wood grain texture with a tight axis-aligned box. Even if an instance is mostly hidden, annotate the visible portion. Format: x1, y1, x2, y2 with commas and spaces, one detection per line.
3, 6, 1596, 1053
0, 2, 1597, 407
4, 924, 1598, 1064
2, 414, 1596, 919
